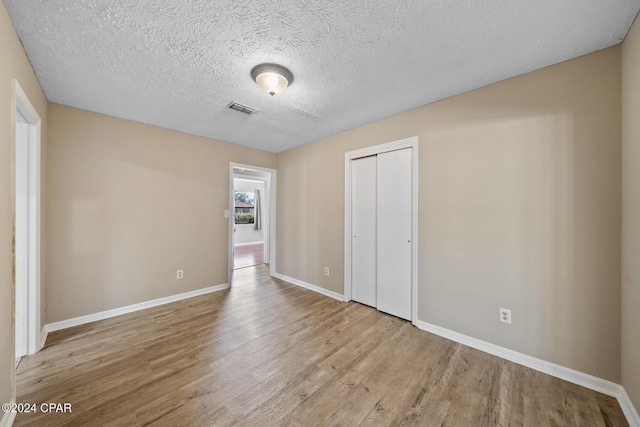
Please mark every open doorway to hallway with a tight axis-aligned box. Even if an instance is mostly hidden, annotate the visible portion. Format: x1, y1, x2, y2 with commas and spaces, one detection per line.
228, 164, 276, 280
233, 178, 265, 269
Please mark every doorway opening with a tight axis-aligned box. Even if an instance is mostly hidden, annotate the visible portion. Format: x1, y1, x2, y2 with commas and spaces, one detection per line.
228, 164, 277, 283
233, 184, 264, 269
13, 79, 43, 366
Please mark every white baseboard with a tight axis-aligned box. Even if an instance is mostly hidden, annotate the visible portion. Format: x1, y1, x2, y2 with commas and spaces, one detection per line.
415, 320, 639, 427
39, 326, 48, 350
620, 387, 640, 427
415, 320, 620, 396
44, 283, 229, 333
272, 273, 344, 302
0, 408, 16, 427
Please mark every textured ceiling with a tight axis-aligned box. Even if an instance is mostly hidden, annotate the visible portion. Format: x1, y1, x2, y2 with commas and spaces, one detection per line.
5, 0, 640, 153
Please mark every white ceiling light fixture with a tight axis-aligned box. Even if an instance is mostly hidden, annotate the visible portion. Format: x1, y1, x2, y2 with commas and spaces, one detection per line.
251, 63, 294, 96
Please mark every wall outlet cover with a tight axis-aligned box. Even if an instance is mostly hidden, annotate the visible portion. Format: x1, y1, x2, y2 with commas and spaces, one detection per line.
499, 308, 512, 324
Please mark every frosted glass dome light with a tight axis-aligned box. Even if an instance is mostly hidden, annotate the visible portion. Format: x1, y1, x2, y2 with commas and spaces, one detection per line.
251, 63, 294, 96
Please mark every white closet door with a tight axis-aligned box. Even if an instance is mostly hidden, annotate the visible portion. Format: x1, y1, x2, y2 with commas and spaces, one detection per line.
377, 148, 412, 320
351, 156, 377, 307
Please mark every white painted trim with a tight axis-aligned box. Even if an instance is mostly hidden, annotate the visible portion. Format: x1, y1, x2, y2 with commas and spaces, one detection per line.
44, 284, 229, 333
620, 387, 640, 427
344, 136, 419, 325
273, 273, 344, 302
228, 165, 235, 284
344, 154, 352, 303
39, 326, 48, 350
234, 241, 265, 247
14, 121, 29, 359
27, 120, 41, 354
233, 176, 266, 184
12, 79, 42, 356
346, 136, 419, 160
0, 408, 16, 427
269, 173, 277, 277
415, 320, 620, 396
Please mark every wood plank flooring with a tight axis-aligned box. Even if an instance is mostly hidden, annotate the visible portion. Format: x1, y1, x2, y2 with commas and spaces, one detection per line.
15, 265, 627, 426
233, 243, 264, 269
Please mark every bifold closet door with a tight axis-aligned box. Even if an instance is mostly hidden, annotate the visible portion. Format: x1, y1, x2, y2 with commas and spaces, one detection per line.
351, 155, 377, 307
376, 148, 412, 320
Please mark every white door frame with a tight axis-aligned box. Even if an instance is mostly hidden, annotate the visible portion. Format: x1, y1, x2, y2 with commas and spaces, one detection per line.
344, 136, 419, 325
228, 163, 277, 283
15, 111, 29, 361
12, 79, 43, 355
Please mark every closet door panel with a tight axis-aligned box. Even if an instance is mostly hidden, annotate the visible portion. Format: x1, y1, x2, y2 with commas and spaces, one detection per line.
376, 148, 412, 320
351, 156, 377, 307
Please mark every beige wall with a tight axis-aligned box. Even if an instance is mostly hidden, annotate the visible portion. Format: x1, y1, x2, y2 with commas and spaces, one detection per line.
277, 46, 622, 381
622, 15, 640, 412
46, 104, 275, 322
0, 1, 48, 411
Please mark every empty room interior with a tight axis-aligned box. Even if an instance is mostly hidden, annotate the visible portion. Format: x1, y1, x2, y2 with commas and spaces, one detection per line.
2, 1, 640, 426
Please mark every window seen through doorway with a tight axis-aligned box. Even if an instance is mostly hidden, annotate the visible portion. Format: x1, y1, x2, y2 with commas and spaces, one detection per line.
235, 191, 255, 224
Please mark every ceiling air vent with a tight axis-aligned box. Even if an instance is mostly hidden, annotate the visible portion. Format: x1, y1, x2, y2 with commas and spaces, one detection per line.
227, 101, 258, 115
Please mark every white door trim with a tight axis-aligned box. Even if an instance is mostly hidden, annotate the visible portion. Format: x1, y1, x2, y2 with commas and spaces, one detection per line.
344, 136, 419, 325
12, 79, 43, 355
15, 118, 29, 361
228, 163, 277, 282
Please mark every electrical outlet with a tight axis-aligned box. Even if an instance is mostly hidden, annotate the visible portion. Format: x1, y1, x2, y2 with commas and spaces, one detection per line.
324, 267, 330, 276
177, 269, 184, 280
499, 308, 511, 324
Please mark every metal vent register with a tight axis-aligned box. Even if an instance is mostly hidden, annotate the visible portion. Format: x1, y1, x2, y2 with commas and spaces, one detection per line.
227, 102, 258, 115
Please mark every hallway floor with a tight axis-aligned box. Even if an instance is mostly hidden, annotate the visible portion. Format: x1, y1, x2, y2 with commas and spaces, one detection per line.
234, 242, 264, 269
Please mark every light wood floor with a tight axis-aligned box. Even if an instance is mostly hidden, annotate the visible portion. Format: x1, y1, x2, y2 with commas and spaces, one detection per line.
16, 265, 627, 426
234, 243, 264, 269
